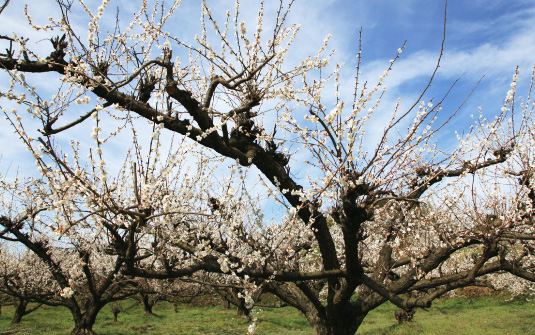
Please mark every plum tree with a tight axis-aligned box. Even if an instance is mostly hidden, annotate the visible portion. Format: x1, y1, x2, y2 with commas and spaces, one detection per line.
0, 240, 138, 334
1, 1, 534, 334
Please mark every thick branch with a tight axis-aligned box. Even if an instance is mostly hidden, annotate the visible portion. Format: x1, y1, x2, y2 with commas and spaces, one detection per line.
409, 147, 512, 199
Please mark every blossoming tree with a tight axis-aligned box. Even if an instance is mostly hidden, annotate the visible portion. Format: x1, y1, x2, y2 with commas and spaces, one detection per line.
0, 235, 137, 334
1, 0, 534, 334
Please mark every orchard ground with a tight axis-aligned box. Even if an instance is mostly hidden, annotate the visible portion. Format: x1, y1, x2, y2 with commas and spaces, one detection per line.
1, 294, 534, 335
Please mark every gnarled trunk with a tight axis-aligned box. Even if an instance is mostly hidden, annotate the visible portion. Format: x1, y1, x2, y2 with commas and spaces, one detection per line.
214, 287, 259, 319
235, 298, 250, 319
70, 305, 100, 335
394, 308, 415, 324
140, 293, 155, 315
111, 303, 121, 323
11, 298, 42, 324
268, 282, 368, 335
11, 298, 28, 324
305, 311, 367, 335
70, 326, 96, 335
222, 299, 230, 310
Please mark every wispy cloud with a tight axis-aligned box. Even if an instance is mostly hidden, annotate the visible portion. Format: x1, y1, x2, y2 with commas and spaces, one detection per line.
1, 0, 534, 179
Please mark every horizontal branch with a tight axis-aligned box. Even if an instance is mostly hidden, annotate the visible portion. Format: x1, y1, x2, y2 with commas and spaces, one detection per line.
500, 233, 535, 241
409, 146, 513, 198
42, 102, 112, 135
360, 273, 431, 310
408, 261, 503, 291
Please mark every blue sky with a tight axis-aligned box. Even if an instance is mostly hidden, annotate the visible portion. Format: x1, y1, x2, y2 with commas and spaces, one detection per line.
1, 0, 534, 182
290, 0, 535, 124
290, 0, 534, 108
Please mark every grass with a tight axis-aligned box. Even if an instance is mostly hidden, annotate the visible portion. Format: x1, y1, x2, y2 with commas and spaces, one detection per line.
0, 295, 534, 334
358, 295, 535, 335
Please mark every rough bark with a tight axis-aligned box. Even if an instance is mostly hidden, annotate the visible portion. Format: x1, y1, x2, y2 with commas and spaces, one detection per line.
71, 316, 97, 335
11, 298, 42, 324
11, 299, 27, 324
139, 293, 157, 315
214, 287, 254, 319
70, 305, 101, 335
303, 310, 366, 335
110, 303, 121, 323
222, 300, 230, 310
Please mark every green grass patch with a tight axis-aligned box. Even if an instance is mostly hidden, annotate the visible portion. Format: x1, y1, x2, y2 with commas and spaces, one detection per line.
0, 295, 534, 334
358, 295, 535, 335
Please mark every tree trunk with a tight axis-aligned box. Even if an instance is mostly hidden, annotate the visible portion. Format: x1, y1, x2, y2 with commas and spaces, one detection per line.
11, 298, 43, 324
305, 310, 367, 335
110, 302, 121, 323
11, 298, 28, 324
70, 306, 100, 335
235, 298, 250, 319
71, 326, 96, 335
71, 321, 96, 335
222, 299, 230, 310
173, 303, 179, 313
308, 322, 362, 335
394, 308, 415, 324
140, 294, 154, 315
308, 316, 331, 335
